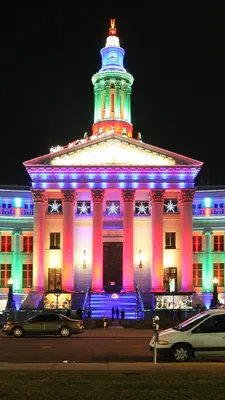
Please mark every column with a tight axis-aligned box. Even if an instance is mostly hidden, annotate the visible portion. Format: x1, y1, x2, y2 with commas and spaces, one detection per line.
203, 228, 213, 291
13, 229, 22, 292
149, 189, 165, 291
115, 80, 121, 119
122, 189, 135, 291
62, 189, 76, 292
127, 86, 132, 123
123, 86, 128, 121
105, 81, 110, 119
31, 189, 46, 291
179, 189, 195, 291
91, 189, 104, 291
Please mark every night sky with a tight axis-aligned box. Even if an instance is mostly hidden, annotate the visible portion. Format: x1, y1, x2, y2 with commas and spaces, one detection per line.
2, 4, 224, 187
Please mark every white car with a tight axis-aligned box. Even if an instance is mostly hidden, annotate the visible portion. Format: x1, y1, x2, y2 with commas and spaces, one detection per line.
149, 309, 225, 362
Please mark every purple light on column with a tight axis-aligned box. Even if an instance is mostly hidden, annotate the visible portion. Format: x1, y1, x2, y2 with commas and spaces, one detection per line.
149, 173, 156, 180
41, 174, 47, 180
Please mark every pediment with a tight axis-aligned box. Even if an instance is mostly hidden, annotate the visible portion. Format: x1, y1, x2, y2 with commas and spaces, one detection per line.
24, 133, 202, 168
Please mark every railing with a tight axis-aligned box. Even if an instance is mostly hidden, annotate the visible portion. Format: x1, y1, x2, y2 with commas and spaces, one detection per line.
0, 208, 34, 216
82, 283, 91, 318
193, 207, 225, 216
134, 283, 144, 320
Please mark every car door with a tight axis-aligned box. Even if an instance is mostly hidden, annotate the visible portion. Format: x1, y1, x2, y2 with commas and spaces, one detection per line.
191, 314, 225, 358
23, 315, 46, 335
43, 314, 61, 334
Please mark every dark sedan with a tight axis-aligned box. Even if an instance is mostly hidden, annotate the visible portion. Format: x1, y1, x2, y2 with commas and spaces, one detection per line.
2, 313, 84, 337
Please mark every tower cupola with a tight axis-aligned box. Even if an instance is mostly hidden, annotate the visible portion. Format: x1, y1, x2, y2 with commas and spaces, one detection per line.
92, 19, 134, 137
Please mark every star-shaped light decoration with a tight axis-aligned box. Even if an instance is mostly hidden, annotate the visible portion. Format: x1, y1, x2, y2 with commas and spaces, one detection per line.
164, 200, 178, 213
106, 201, 120, 215
48, 199, 62, 213
77, 201, 91, 215
135, 201, 149, 215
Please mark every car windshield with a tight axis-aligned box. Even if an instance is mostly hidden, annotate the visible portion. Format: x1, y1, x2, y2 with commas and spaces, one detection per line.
173, 312, 210, 331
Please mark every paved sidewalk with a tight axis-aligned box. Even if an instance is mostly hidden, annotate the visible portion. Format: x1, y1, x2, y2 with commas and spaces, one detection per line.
0, 362, 225, 371
81, 328, 153, 337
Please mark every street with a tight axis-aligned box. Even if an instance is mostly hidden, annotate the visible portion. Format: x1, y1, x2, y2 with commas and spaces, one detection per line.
1, 327, 225, 364
0, 329, 151, 363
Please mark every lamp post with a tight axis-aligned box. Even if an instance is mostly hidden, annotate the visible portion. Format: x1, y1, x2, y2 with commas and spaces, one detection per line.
6, 278, 16, 310
211, 277, 219, 308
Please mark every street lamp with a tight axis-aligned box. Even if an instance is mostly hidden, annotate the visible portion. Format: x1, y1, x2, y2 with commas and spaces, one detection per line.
211, 277, 219, 308
6, 278, 16, 310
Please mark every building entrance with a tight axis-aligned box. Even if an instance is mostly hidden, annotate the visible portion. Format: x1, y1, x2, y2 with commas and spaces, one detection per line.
163, 267, 177, 292
48, 268, 62, 291
103, 242, 122, 291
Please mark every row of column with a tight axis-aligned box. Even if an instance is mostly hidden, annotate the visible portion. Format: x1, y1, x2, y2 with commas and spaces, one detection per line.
31, 188, 195, 293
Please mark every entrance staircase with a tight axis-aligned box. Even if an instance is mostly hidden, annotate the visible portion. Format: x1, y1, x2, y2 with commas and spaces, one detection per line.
87, 292, 140, 319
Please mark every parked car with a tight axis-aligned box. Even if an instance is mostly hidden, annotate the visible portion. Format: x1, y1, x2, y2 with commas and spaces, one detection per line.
1, 313, 84, 338
149, 309, 225, 362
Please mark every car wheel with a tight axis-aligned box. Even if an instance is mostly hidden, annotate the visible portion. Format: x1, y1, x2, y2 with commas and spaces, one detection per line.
59, 326, 72, 337
170, 343, 193, 362
13, 327, 24, 338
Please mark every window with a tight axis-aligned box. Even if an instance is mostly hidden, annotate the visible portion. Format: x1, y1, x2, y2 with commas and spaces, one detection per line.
193, 263, 202, 287
213, 263, 225, 287
165, 232, 176, 249
77, 201, 91, 215
192, 203, 202, 215
135, 201, 149, 215
193, 236, 202, 252
0, 264, 11, 288
50, 233, 60, 249
106, 201, 120, 215
24, 203, 33, 210
23, 236, 33, 253
214, 203, 224, 215
1, 236, 12, 252
2, 203, 12, 215
48, 199, 62, 213
214, 235, 224, 251
22, 264, 33, 288
111, 93, 114, 112
164, 199, 178, 213
193, 315, 225, 333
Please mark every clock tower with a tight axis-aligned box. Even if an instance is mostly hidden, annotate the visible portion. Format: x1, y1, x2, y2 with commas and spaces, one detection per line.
92, 19, 134, 137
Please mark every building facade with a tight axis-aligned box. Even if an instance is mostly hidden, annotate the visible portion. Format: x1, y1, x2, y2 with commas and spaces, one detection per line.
0, 20, 224, 310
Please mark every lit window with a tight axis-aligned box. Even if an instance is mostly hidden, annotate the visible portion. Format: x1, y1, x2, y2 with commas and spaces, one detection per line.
0, 264, 11, 288
50, 233, 60, 249
1, 236, 12, 252
23, 236, 33, 253
213, 263, 225, 287
193, 263, 202, 287
165, 232, 176, 249
22, 264, 33, 288
193, 236, 202, 252
214, 235, 224, 252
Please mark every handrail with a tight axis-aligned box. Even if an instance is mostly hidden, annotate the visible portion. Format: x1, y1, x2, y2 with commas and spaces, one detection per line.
134, 282, 144, 320
82, 282, 91, 317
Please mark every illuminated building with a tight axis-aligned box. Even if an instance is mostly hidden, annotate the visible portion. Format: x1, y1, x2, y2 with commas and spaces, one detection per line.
0, 20, 224, 313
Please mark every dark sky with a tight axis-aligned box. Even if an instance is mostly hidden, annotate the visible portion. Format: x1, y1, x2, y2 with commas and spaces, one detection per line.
1, 4, 224, 186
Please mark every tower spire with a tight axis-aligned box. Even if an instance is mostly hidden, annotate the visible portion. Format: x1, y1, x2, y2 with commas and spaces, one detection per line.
109, 18, 117, 36
92, 20, 134, 138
